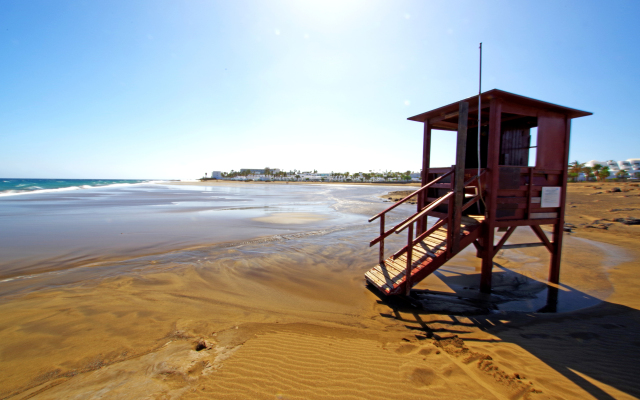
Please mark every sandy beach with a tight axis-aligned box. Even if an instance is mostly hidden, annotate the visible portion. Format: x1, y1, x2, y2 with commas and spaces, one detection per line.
1, 181, 639, 399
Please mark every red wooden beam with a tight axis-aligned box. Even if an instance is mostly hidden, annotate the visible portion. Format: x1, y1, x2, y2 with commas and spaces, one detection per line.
549, 116, 571, 284
480, 98, 502, 293
494, 218, 558, 228
526, 167, 534, 219
379, 214, 385, 264
405, 223, 414, 296
451, 102, 469, 254
419, 122, 432, 235
531, 225, 553, 254
493, 226, 517, 254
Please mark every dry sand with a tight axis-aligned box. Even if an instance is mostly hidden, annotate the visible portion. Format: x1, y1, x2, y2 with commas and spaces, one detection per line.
1, 182, 640, 399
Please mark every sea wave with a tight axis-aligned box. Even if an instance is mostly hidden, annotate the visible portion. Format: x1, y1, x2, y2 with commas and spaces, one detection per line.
0, 181, 154, 197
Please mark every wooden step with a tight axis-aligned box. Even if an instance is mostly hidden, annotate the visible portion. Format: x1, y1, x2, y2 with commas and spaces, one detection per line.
365, 221, 483, 295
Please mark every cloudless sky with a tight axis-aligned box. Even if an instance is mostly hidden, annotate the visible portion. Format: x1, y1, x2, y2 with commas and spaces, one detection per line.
1, 0, 639, 179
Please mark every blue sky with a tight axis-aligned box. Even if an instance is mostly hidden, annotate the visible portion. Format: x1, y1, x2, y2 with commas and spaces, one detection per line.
1, 0, 638, 179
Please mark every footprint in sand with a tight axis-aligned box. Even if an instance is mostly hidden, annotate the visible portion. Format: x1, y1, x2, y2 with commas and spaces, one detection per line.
409, 367, 444, 387
395, 343, 418, 355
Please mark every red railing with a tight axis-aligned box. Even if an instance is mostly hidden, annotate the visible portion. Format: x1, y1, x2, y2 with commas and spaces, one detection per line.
369, 168, 486, 295
368, 169, 453, 265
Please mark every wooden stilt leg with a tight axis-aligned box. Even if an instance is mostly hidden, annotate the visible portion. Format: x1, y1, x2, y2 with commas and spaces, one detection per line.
480, 227, 494, 293
549, 221, 563, 284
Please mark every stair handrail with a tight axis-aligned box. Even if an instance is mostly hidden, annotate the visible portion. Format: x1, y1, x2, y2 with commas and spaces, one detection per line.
368, 168, 484, 267
368, 169, 453, 223
391, 218, 447, 260
392, 169, 486, 239
368, 168, 487, 295
368, 187, 454, 248
369, 213, 417, 247
390, 169, 487, 261
392, 181, 484, 261
395, 192, 454, 233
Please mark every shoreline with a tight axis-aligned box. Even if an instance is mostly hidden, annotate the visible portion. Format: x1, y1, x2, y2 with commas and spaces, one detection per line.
167, 180, 421, 187
0, 180, 159, 197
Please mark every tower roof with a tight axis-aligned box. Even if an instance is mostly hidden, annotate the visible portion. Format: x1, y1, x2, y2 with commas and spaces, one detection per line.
408, 89, 592, 131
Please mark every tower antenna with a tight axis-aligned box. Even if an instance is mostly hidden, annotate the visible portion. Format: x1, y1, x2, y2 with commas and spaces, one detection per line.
478, 42, 482, 177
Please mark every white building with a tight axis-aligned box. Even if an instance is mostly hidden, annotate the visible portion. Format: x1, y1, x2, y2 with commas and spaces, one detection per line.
584, 159, 640, 180
628, 159, 640, 169
210, 171, 222, 179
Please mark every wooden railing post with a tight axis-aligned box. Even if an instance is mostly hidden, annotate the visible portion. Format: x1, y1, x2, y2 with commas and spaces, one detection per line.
405, 223, 414, 296
451, 101, 468, 254
379, 214, 385, 264
417, 191, 424, 235
447, 182, 454, 258
526, 167, 534, 220
420, 121, 432, 235
480, 98, 502, 294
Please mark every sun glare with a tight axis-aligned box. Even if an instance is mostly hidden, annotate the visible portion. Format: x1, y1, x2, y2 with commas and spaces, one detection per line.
287, 0, 369, 24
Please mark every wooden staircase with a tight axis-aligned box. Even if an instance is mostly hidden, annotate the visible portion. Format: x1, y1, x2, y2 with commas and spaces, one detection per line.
365, 217, 483, 295
365, 168, 486, 296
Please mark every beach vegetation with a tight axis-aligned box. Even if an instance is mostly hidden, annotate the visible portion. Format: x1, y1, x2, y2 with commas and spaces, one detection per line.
598, 166, 611, 181
583, 166, 595, 181
591, 164, 604, 181
568, 161, 585, 182
616, 169, 629, 180
207, 168, 420, 183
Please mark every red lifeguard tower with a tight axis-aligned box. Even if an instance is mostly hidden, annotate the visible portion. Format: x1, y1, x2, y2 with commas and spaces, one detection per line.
365, 89, 592, 295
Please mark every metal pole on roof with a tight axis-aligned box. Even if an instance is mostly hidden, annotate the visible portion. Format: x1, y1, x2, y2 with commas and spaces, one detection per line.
478, 42, 482, 177
477, 42, 486, 213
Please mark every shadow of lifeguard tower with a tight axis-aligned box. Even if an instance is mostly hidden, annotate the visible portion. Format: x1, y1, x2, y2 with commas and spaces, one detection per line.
365, 89, 592, 296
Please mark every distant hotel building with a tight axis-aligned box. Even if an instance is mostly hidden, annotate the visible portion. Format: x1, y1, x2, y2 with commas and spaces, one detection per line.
210, 171, 223, 179
240, 168, 281, 175
583, 159, 640, 180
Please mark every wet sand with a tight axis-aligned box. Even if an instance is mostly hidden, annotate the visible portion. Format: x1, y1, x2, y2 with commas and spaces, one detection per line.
175, 180, 421, 187
1, 182, 639, 399
252, 212, 328, 224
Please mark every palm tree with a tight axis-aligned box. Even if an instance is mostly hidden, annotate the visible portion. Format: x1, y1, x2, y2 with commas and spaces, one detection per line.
591, 164, 603, 181
582, 166, 595, 181
568, 161, 585, 182
617, 169, 629, 180
599, 166, 611, 181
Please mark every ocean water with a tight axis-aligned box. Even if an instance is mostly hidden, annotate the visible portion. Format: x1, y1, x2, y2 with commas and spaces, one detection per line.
0, 178, 152, 196
0, 182, 407, 287
0, 181, 621, 312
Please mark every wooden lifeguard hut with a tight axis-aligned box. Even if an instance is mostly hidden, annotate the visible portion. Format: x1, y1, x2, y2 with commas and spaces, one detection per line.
365, 89, 592, 295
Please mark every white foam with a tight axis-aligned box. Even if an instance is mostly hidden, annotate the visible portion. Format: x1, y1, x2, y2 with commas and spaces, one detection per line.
0, 181, 155, 197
